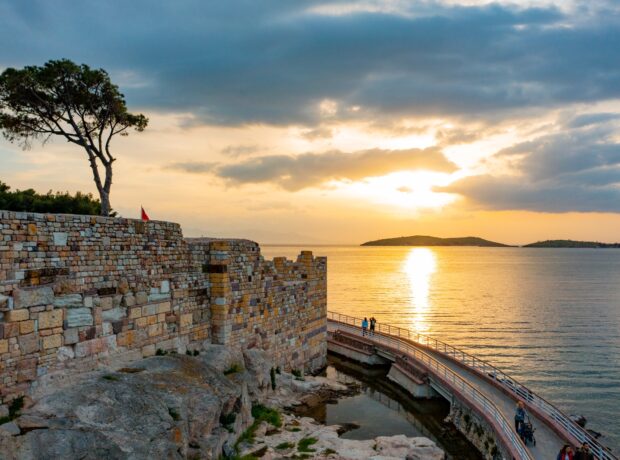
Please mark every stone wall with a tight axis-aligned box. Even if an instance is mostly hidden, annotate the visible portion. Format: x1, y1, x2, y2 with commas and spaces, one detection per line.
0, 211, 327, 404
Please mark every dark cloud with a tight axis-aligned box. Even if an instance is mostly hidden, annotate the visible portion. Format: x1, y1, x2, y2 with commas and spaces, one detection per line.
441, 115, 620, 212
172, 147, 455, 191
0, 1, 619, 125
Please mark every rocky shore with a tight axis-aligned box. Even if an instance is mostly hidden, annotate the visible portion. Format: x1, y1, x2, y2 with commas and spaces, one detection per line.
0, 344, 445, 459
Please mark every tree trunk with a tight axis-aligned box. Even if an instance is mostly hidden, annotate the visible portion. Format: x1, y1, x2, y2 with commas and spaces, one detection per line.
100, 190, 111, 216
100, 164, 113, 217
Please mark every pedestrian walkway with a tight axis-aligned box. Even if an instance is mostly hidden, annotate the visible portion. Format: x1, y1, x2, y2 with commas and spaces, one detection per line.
327, 311, 616, 460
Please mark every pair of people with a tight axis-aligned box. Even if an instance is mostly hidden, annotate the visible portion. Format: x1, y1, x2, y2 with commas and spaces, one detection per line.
558, 443, 594, 460
361, 317, 376, 336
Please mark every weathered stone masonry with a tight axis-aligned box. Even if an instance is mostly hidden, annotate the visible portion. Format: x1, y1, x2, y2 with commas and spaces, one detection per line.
0, 211, 326, 404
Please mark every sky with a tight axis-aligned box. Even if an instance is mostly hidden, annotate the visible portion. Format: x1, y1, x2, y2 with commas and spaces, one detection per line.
1, 0, 620, 244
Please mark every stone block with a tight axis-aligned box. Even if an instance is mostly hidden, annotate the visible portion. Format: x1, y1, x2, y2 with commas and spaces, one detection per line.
99, 296, 114, 310
66, 308, 93, 327
135, 291, 148, 304
101, 306, 126, 322
142, 344, 155, 357
57, 346, 75, 361
42, 334, 62, 349
180, 313, 193, 328
19, 320, 35, 335
0, 294, 9, 309
53, 294, 83, 308
135, 317, 147, 328
141, 303, 159, 317
64, 328, 79, 345
129, 307, 142, 319
84, 296, 93, 308
0, 405, 8, 419
157, 301, 171, 314
0, 322, 19, 339
0, 339, 7, 354
13, 286, 54, 308
123, 294, 136, 307
117, 330, 135, 347
148, 292, 170, 303
160, 280, 170, 294
18, 333, 39, 354
102, 322, 113, 336
38, 310, 63, 329
53, 232, 68, 246
5, 309, 29, 322
75, 338, 106, 358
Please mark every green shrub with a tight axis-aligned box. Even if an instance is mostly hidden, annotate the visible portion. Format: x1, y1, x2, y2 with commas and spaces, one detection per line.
168, 408, 180, 421
102, 374, 119, 381
298, 437, 318, 453
0, 181, 104, 215
276, 442, 294, 450
251, 404, 281, 428
156, 348, 168, 356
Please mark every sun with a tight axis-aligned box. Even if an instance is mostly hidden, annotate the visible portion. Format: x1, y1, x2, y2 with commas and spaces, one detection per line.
333, 170, 458, 210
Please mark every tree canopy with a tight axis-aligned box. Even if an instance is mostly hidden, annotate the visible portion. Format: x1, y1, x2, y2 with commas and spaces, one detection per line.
0, 59, 148, 216
0, 180, 102, 215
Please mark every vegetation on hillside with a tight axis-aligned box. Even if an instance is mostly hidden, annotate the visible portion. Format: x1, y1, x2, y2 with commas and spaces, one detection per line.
0, 180, 102, 215
361, 235, 510, 247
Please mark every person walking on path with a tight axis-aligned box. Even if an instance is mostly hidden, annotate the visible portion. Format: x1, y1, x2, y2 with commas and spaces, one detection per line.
369, 317, 376, 336
514, 401, 526, 436
362, 317, 369, 336
575, 443, 594, 460
557, 445, 575, 460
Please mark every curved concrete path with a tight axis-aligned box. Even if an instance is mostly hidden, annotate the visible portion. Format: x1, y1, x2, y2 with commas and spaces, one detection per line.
329, 321, 566, 460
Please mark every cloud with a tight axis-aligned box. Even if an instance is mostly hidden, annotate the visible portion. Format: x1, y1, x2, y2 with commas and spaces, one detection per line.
221, 145, 261, 158
300, 127, 333, 141
169, 161, 217, 174
173, 147, 455, 191
1, 1, 619, 126
442, 114, 620, 212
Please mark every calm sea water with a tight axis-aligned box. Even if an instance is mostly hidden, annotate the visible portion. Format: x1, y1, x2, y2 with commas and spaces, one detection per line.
262, 245, 620, 449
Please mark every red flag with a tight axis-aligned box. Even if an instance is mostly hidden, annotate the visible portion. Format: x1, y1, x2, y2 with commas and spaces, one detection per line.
141, 206, 150, 222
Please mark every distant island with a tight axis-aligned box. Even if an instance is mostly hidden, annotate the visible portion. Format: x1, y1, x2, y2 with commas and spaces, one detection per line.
361, 235, 510, 247
524, 240, 620, 248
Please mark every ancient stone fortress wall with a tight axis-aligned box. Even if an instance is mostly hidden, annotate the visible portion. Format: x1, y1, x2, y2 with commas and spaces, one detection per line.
0, 211, 327, 404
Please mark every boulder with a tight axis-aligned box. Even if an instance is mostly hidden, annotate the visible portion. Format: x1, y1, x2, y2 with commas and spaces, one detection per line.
0, 354, 254, 460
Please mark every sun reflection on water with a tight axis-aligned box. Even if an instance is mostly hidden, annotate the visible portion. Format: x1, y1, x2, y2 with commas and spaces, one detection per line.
404, 248, 437, 333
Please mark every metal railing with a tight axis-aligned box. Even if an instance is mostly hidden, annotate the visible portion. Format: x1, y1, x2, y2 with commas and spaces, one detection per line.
328, 318, 533, 460
327, 311, 616, 460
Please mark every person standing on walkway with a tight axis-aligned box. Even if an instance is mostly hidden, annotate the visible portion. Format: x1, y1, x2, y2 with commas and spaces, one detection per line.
514, 401, 526, 435
362, 317, 368, 336
369, 317, 376, 336
557, 445, 575, 460
575, 443, 594, 460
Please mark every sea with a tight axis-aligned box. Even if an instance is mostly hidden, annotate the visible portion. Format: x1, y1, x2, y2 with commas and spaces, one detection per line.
261, 245, 620, 450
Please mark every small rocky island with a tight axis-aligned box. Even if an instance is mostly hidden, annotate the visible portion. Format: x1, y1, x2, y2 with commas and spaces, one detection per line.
361, 235, 509, 247
524, 239, 620, 248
